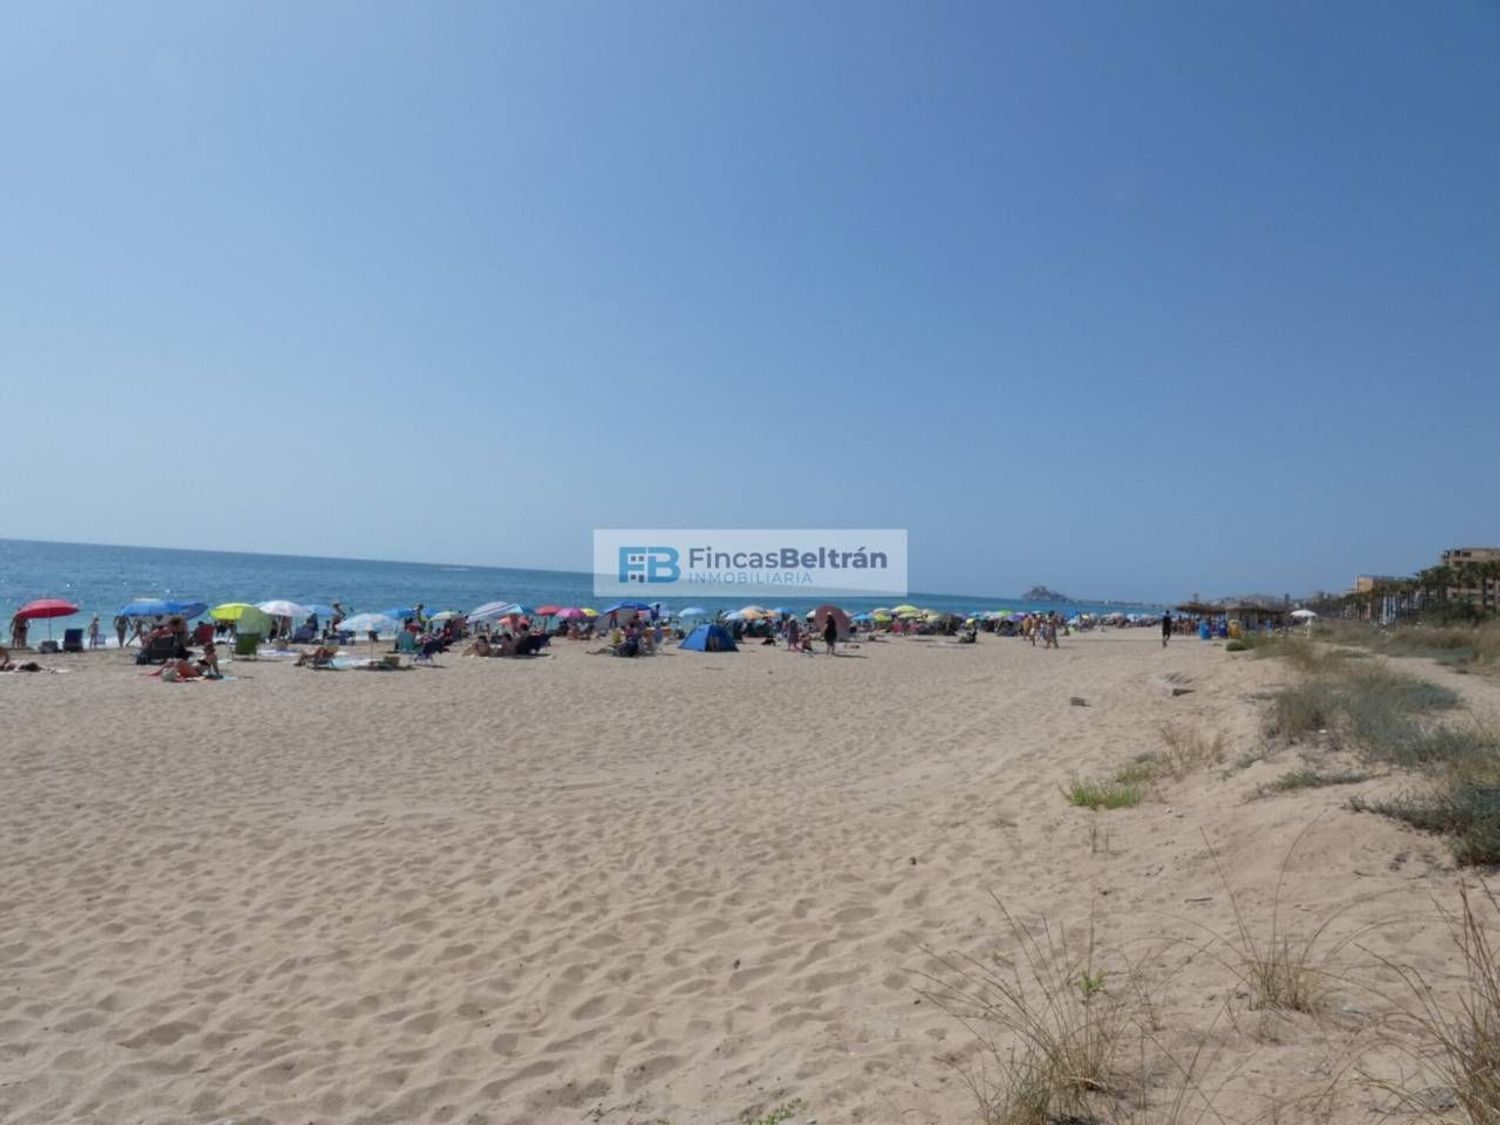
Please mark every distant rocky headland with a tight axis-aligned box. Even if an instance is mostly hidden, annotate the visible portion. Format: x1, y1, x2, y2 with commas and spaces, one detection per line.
1022, 585, 1069, 602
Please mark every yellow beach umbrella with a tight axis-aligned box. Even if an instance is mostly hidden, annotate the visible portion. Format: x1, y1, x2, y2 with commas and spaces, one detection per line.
209, 602, 257, 622
891, 603, 920, 615
872, 613, 893, 623
580, 607, 599, 618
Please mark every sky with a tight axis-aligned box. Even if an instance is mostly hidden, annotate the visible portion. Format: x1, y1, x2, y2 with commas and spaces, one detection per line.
2, 2, 1496, 603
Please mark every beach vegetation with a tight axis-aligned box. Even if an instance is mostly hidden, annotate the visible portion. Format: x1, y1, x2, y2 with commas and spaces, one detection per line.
1197, 828, 1355, 1015
1260, 767, 1371, 795
1260, 650, 1500, 863
1065, 776, 1144, 810
740, 1098, 805, 1125
922, 908, 1133, 1125
1362, 884, 1500, 1123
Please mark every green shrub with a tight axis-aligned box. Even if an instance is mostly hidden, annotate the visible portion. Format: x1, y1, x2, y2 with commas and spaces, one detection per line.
1064, 776, 1144, 810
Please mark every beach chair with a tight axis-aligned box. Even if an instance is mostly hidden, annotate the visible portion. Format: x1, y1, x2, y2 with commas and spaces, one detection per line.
62, 628, 85, 653
233, 632, 261, 660
193, 622, 215, 645
291, 625, 317, 644
395, 631, 418, 655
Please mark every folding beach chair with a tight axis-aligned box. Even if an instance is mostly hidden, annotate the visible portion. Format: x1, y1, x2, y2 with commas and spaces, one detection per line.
62, 628, 85, 653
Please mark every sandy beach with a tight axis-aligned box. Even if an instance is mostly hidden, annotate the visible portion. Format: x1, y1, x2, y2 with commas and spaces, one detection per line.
2, 632, 1496, 1124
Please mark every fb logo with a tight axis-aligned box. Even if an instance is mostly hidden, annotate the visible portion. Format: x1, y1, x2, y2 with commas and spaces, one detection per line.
618, 546, 680, 584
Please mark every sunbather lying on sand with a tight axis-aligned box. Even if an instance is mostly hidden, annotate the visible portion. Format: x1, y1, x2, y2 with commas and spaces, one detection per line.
295, 645, 339, 668
0, 646, 45, 672
159, 659, 203, 682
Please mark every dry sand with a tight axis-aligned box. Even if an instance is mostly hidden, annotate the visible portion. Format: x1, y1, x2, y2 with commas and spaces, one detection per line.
1, 632, 1496, 1124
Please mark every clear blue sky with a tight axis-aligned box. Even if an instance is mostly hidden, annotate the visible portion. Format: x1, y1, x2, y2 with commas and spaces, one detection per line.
3, 2, 1496, 603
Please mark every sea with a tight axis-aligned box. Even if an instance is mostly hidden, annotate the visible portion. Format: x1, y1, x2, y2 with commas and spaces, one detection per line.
0, 538, 1163, 640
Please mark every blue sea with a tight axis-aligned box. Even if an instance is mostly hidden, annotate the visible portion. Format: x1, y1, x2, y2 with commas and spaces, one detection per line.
0, 538, 1162, 637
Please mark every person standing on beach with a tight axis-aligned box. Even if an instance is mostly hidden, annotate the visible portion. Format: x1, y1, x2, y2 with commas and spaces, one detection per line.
88, 615, 102, 649
823, 612, 838, 655
114, 614, 128, 648
1161, 611, 1173, 648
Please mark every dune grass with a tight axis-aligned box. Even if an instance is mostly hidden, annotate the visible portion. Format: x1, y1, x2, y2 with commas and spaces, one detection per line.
1262, 766, 1372, 794
1256, 637, 1499, 865
1065, 775, 1145, 810
1365, 884, 1500, 1123
922, 908, 1138, 1125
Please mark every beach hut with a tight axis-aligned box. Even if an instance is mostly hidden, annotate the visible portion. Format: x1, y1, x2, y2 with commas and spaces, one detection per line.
679, 623, 737, 652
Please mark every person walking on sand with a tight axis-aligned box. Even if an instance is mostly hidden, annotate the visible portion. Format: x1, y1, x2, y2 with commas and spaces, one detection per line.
823, 611, 838, 655
114, 614, 128, 649
88, 614, 102, 649
1161, 611, 1173, 648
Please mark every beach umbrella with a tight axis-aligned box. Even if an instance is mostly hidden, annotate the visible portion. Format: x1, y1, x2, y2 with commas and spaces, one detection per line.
16, 598, 79, 641
470, 602, 532, 622
17, 598, 78, 620
428, 610, 461, 622
378, 605, 417, 620
341, 612, 398, 634
1289, 608, 1317, 619
736, 605, 773, 619
553, 607, 589, 621
535, 604, 562, 617
468, 600, 514, 620
599, 601, 652, 623
209, 602, 258, 622
771, 607, 797, 617
891, 604, 920, 615
340, 612, 400, 658
120, 598, 207, 619
677, 606, 709, 619
300, 604, 337, 619
258, 600, 310, 619
580, 607, 599, 617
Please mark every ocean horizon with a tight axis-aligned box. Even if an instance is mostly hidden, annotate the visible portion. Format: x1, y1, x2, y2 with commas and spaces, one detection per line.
1, 537, 1165, 631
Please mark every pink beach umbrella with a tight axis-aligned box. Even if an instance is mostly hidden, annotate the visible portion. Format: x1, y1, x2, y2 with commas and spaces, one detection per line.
17, 598, 80, 641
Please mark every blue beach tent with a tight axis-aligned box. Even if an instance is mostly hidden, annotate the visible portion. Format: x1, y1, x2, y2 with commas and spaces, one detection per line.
679, 623, 737, 652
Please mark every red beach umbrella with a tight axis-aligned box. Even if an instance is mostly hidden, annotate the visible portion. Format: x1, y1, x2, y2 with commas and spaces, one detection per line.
15, 598, 80, 642
18, 598, 79, 619
535, 604, 562, 617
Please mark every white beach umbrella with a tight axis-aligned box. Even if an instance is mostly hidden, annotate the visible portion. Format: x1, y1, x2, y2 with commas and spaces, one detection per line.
258, 599, 310, 619
469, 600, 516, 621
341, 612, 399, 635
1289, 608, 1318, 619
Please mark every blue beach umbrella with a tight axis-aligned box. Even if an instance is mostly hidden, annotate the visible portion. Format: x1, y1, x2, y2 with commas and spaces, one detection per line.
379, 606, 417, 620
678, 606, 709, 618
120, 598, 208, 618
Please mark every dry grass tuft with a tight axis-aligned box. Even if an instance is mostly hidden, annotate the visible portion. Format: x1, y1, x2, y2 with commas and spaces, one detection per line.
1198, 826, 1362, 1015
1365, 883, 1500, 1123
921, 907, 1135, 1125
